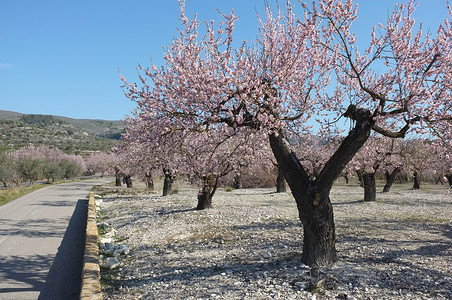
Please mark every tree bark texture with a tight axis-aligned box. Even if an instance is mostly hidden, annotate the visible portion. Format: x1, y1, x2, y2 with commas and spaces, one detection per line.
356, 170, 364, 187
445, 174, 452, 188
362, 172, 376, 202
196, 175, 219, 210
233, 174, 242, 189
276, 166, 286, 193
114, 166, 122, 187
144, 170, 154, 190
382, 168, 401, 193
412, 171, 421, 189
124, 175, 133, 188
162, 168, 175, 196
268, 106, 374, 267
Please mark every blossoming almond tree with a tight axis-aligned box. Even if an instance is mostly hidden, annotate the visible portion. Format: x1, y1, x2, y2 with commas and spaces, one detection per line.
123, 104, 269, 208
379, 139, 406, 193
349, 136, 406, 201
121, 114, 181, 194
85, 152, 118, 178
122, 0, 452, 267
177, 127, 267, 210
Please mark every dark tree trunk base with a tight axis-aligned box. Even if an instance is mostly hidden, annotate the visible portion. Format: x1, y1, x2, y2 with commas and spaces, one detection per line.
145, 171, 154, 190
163, 175, 174, 196
362, 172, 376, 202
276, 166, 286, 193
445, 174, 452, 188
196, 191, 213, 210
412, 171, 421, 190
301, 195, 337, 267
383, 168, 401, 193
162, 168, 175, 196
114, 166, 123, 187
232, 174, 242, 189
196, 176, 219, 210
124, 175, 133, 188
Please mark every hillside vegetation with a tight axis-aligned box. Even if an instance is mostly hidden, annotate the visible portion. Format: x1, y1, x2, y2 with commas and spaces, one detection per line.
0, 110, 124, 154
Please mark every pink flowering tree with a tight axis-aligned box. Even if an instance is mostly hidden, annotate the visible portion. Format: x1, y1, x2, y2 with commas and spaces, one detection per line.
85, 152, 118, 177
349, 136, 406, 201
112, 142, 146, 189
121, 0, 452, 267
379, 139, 406, 193
404, 139, 437, 189
121, 114, 182, 195
12, 145, 85, 184
123, 106, 268, 207
431, 142, 452, 188
180, 127, 267, 210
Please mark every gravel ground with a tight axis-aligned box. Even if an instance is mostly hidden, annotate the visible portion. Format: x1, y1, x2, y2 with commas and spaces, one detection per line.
96, 181, 452, 300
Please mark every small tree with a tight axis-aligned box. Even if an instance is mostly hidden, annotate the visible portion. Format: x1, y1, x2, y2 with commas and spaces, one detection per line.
179, 127, 266, 210
0, 151, 19, 187
18, 158, 43, 185
404, 139, 436, 189
56, 154, 85, 180
381, 140, 406, 193
85, 152, 117, 177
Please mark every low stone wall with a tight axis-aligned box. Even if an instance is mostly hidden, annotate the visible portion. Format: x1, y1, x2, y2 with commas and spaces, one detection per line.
80, 192, 102, 300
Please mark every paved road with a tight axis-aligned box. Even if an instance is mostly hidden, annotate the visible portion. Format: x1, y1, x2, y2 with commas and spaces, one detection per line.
0, 178, 111, 300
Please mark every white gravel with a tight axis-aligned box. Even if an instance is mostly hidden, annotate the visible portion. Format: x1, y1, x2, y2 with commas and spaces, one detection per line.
97, 181, 452, 300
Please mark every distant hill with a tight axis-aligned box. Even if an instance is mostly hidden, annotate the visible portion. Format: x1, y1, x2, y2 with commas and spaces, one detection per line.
0, 110, 125, 154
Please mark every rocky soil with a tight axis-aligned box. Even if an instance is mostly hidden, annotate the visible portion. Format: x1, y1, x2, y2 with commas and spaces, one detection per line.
96, 181, 452, 299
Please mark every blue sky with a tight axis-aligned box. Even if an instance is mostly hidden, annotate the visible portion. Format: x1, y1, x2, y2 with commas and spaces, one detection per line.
0, 0, 449, 120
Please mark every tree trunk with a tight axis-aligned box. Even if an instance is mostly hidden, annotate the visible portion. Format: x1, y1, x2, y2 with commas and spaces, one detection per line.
268, 105, 373, 267
362, 172, 376, 202
382, 167, 401, 193
124, 175, 133, 188
115, 173, 122, 186
276, 166, 286, 193
356, 170, 364, 187
196, 175, 219, 210
114, 166, 122, 187
412, 171, 421, 189
445, 174, 452, 188
343, 175, 349, 184
162, 168, 175, 196
144, 170, 154, 190
270, 133, 338, 267
232, 173, 242, 189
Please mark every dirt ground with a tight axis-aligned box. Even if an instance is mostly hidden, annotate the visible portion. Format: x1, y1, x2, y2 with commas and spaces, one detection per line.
94, 180, 452, 299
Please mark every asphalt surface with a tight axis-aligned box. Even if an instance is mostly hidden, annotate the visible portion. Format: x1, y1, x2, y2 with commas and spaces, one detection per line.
0, 178, 111, 300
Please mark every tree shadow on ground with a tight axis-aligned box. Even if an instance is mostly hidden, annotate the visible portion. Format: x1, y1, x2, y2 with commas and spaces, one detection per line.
0, 254, 53, 294
0, 217, 67, 239
232, 219, 301, 231
156, 208, 197, 215
335, 218, 452, 298
332, 200, 363, 206
32, 200, 74, 207
108, 216, 451, 299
